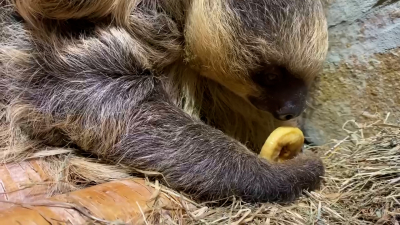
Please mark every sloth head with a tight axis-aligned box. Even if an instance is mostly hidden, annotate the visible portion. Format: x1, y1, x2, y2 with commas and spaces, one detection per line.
184, 0, 328, 121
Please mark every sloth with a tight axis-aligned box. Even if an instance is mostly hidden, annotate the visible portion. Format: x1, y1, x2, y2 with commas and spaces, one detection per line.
0, 0, 329, 203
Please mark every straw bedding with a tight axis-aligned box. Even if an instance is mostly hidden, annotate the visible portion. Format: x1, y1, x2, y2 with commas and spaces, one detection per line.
149, 120, 400, 225
0, 101, 399, 224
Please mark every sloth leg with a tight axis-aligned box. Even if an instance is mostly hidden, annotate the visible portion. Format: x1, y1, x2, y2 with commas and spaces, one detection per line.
5, 28, 324, 203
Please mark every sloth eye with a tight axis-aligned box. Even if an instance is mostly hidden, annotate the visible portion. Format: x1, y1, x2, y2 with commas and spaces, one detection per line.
267, 73, 278, 81
261, 73, 280, 86
252, 66, 285, 87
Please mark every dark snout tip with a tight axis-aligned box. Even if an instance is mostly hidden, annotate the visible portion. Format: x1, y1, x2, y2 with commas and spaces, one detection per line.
274, 105, 305, 121
248, 96, 306, 121
278, 114, 295, 121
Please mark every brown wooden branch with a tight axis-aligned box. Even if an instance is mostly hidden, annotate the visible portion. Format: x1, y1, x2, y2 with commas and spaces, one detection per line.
0, 160, 186, 224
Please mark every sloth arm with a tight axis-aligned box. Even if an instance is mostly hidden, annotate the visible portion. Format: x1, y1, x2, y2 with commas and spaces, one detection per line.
12, 29, 324, 203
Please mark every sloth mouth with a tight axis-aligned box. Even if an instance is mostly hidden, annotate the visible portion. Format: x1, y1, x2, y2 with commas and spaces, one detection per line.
248, 96, 267, 110
248, 96, 277, 116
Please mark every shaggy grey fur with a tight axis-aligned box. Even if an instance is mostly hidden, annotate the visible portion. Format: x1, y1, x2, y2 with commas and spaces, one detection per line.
0, 0, 326, 203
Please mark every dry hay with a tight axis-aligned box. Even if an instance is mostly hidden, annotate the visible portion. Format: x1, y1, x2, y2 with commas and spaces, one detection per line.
0, 102, 399, 224
144, 120, 400, 225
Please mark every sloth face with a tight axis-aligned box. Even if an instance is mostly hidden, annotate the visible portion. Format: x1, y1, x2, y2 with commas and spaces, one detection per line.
185, 0, 328, 121
249, 66, 308, 121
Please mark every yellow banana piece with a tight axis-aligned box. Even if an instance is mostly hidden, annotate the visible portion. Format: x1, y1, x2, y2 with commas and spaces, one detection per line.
259, 127, 304, 163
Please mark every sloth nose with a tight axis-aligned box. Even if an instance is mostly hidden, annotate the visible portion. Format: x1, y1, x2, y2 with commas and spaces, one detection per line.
278, 114, 295, 121
275, 103, 304, 121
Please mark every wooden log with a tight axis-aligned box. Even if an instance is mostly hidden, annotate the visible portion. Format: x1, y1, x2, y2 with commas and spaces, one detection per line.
0, 160, 188, 224
0, 160, 51, 210
0, 178, 184, 224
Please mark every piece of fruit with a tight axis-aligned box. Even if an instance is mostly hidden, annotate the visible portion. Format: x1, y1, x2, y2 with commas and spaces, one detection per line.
259, 127, 304, 163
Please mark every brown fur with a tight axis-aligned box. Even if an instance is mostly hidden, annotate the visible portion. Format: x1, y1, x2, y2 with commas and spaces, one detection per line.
13, 0, 136, 27
0, 0, 329, 203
